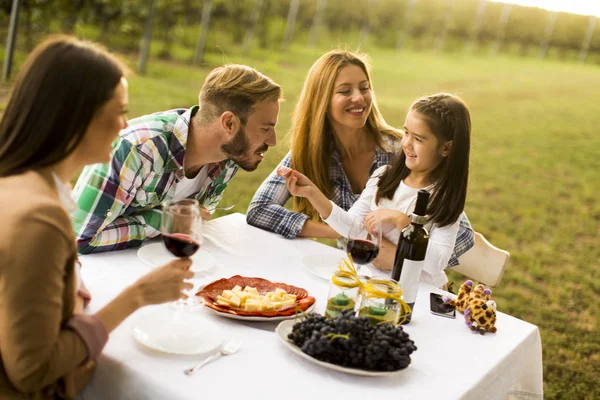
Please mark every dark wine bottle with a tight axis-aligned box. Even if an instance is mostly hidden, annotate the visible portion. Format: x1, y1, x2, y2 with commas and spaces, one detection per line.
391, 189, 430, 324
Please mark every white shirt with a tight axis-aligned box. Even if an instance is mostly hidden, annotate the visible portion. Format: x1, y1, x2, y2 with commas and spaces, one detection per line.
172, 165, 209, 202
52, 173, 77, 214
323, 166, 460, 287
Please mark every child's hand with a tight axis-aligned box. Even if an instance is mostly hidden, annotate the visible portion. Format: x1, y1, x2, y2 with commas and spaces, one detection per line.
283, 169, 316, 199
276, 164, 292, 177
365, 209, 409, 233
394, 212, 411, 231
276, 164, 332, 217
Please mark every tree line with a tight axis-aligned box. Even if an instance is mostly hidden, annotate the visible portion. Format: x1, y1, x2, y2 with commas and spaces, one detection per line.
1, 0, 599, 76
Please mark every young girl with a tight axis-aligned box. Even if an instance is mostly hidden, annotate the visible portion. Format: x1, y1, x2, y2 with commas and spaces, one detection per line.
280, 93, 471, 287
247, 50, 474, 271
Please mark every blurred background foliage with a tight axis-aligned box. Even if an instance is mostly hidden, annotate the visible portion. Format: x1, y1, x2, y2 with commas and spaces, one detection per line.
1, 0, 599, 66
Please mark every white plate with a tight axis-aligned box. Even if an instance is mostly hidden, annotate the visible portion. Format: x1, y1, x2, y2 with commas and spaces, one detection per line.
202, 302, 316, 322
301, 254, 378, 281
132, 305, 222, 355
275, 320, 407, 377
137, 243, 216, 276
300, 253, 346, 281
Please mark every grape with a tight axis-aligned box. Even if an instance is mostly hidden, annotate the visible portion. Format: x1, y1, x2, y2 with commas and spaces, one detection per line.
287, 310, 417, 371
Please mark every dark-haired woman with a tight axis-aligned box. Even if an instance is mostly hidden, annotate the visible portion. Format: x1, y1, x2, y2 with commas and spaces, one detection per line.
282, 93, 471, 287
0, 36, 193, 399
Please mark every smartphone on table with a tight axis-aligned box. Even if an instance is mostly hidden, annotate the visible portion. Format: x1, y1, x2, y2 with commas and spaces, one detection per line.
430, 292, 456, 319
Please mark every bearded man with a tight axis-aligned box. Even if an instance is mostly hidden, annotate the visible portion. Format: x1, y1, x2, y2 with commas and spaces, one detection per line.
72, 64, 282, 253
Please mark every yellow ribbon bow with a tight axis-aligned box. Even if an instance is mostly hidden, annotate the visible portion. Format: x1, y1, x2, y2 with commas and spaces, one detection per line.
331, 255, 411, 325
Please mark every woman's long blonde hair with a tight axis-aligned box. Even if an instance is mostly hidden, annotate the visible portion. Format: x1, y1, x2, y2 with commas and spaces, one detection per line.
290, 49, 401, 219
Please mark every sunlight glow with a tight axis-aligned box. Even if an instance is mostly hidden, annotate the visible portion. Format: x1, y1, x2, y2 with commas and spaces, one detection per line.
488, 0, 600, 17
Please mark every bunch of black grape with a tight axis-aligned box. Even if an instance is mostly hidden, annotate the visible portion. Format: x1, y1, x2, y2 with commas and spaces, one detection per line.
287, 310, 417, 371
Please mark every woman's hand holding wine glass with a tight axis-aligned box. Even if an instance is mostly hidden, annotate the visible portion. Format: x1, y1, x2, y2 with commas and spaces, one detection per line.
131, 259, 194, 307
161, 199, 204, 308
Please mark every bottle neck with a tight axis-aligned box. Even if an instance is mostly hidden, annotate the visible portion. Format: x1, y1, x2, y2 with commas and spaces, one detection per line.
410, 213, 427, 225
412, 189, 430, 222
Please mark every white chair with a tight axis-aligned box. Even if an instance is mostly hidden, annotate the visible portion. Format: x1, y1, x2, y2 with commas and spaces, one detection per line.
453, 232, 510, 287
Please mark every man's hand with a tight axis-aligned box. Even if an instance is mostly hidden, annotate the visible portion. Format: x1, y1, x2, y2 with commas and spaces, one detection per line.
200, 207, 212, 221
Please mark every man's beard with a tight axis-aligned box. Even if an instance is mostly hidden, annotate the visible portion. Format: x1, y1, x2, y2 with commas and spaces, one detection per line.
221, 125, 266, 172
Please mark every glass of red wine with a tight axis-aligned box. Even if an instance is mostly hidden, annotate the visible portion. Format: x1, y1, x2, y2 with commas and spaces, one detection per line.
161, 199, 203, 308
346, 217, 382, 267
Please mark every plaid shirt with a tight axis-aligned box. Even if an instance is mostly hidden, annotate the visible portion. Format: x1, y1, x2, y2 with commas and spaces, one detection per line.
72, 107, 238, 254
246, 138, 474, 267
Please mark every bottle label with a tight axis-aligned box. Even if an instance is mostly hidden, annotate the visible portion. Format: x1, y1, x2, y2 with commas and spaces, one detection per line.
399, 260, 424, 304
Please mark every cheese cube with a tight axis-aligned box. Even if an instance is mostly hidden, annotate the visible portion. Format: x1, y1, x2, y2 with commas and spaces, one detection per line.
281, 299, 296, 309
237, 291, 252, 302
227, 293, 242, 307
261, 299, 276, 311
244, 299, 261, 311
271, 301, 283, 310
216, 295, 229, 303
267, 292, 283, 302
218, 285, 297, 312
244, 286, 259, 296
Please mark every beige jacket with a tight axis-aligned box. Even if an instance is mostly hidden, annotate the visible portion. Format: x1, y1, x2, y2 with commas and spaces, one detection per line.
0, 169, 106, 399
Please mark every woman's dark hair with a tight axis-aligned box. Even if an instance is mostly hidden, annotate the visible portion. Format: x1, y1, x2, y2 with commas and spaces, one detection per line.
376, 93, 471, 227
0, 35, 128, 177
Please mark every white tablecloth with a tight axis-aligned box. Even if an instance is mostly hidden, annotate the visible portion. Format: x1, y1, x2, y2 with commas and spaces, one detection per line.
78, 213, 543, 400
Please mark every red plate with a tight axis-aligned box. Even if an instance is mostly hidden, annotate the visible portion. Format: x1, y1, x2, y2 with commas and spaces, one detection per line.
197, 275, 316, 317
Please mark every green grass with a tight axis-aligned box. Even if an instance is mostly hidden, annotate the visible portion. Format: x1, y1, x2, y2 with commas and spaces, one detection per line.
2, 45, 599, 399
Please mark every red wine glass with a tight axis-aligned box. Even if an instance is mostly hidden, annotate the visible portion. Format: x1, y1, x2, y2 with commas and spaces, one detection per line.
161, 199, 203, 308
346, 218, 382, 267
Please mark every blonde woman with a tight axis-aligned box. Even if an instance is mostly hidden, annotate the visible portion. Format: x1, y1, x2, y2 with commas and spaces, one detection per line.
73, 64, 282, 254
247, 50, 474, 270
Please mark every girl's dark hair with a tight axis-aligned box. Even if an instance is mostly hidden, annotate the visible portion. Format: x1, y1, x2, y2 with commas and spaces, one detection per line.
0, 35, 128, 177
376, 93, 471, 227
